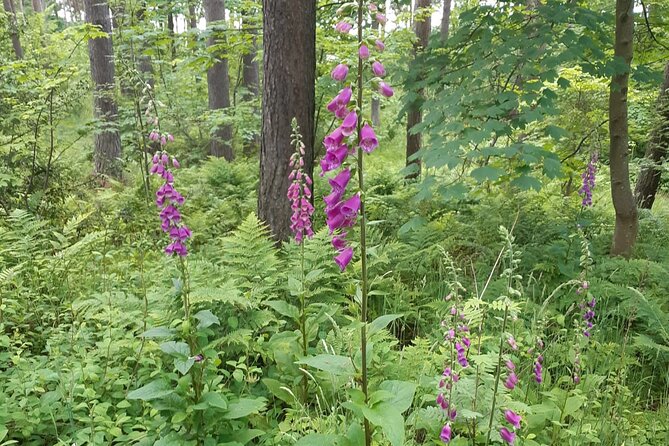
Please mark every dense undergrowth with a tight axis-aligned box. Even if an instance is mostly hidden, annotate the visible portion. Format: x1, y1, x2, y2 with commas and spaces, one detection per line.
1, 157, 668, 445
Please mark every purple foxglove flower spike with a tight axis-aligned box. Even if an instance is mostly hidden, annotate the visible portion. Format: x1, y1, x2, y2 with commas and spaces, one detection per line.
331, 64, 349, 82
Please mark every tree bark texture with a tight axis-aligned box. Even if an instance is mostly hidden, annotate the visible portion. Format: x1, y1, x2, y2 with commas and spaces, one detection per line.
85, 0, 122, 179
241, 12, 260, 155
31, 0, 43, 13
203, 0, 234, 160
405, 0, 430, 180
188, 2, 197, 29
3, 0, 24, 59
135, 5, 154, 88
440, 0, 452, 40
609, 0, 638, 257
259, 0, 315, 241
634, 61, 669, 209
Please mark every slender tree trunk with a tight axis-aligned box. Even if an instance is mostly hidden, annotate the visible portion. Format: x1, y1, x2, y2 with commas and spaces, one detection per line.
3, 0, 24, 59
634, 61, 669, 209
405, 0, 430, 180
135, 4, 154, 88
85, 0, 122, 179
241, 12, 260, 156
370, 16, 380, 127
609, 0, 638, 257
167, 10, 176, 59
259, 0, 315, 241
203, 0, 234, 160
188, 2, 197, 29
31, 0, 43, 13
440, 0, 451, 40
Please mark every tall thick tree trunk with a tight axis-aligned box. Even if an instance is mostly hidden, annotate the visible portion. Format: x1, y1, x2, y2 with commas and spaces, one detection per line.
634, 61, 669, 209
259, 0, 315, 241
203, 0, 234, 160
405, 0, 430, 180
85, 0, 122, 179
609, 0, 638, 257
440, 0, 451, 40
3, 0, 23, 59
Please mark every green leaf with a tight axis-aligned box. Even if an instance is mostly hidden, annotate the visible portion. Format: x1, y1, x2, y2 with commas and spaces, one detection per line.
160, 341, 190, 357
223, 397, 266, 419
545, 125, 568, 140
297, 354, 355, 376
262, 378, 297, 403
378, 380, 417, 414
194, 310, 220, 329
367, 314, 403, 337
470, 166, 503, 183
141, 326, 174, 338
562, 395, 584, 419
201, 391, 228, 410
295, 434, 345, 446
265, 300, 300, 321
398, 217, 427, 235
510, 175, 542, 191
174, 357, 195, 375
305, 268, 324, 281
362, 404, 404, 446
127, 380, 173, 401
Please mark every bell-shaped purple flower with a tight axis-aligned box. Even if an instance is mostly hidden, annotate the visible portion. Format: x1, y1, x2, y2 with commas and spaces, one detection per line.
337, 87, 353, 107
320, 145, 349, 174
359, 45, 370, 59
499, 427, 516, 445
331, 64, 349, 82
504, 410, 521, 429
340, 111, 358, 137
360, 123, 379, 153
335, 21, 352, 33
376, 13, 387, 24
372, 61, 386, 77
440, 423, 452, 443
375, 39, 385, 52
324, 127, 345, 151
379, 81, 394, 97
329, 168, 351, 194
334, 247, 353, 271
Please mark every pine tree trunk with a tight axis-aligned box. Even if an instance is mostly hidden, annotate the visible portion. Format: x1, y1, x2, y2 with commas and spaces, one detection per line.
440, 0, 452, 40
203, 0, 234, 160
609, 0, 638, 257
634, 61, 669, 209
85, 0, 122, 179
3, 0, 23, 59
405, 0, 430, 180
259, 0, 315, 241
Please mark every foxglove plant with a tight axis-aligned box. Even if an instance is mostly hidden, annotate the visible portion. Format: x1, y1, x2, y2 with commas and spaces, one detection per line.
320, 2, 394, 444
288, 121, 314, 244
578, 152, 598, 207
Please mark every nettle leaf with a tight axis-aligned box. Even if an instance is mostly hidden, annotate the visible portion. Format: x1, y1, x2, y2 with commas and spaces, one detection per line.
127, 380, 173, 401
297, 354, 355, 377
174, 357, 195, 375
160, 341, 190, 358
194, 310, 220, 329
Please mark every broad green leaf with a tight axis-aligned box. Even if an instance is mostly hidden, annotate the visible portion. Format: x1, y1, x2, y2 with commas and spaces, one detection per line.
265, 300, 300, 321
224, 397, 266, 419
470, 166, 504, 183
194, 310, 220, 329
510, 175, 542, 191
127, 380, 173, 401
378, 380, 417, 414
367, 314, 403, 337
262, 378, 296, 403
295, 434, 345, 446
141, 326, 174, 338
174, 357, 195, 375
201, 391, 228, 410
398, 216, 427, 235
297, 354, 355, 376
160, 341, 190, 357
362, 404, 404, 446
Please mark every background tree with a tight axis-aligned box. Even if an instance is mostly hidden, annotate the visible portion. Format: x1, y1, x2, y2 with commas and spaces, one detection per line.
85, 0, 122, 179
3, 0, 23, 59
203, 0, 234, 160
241, 0, 260, 155
404, 0, 430, 180
634, 61, 669, 209
609, 0, 638, 257
259, 0, 315, 241
441, 0, 451, 40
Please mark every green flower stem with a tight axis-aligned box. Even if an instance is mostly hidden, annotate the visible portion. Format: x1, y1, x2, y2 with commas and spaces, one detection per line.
485, 304, 509, 446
